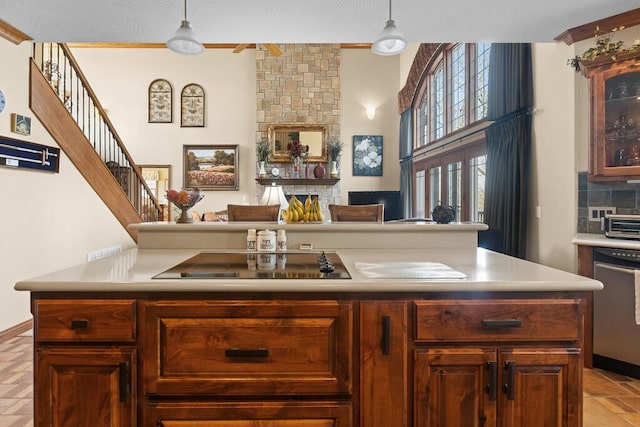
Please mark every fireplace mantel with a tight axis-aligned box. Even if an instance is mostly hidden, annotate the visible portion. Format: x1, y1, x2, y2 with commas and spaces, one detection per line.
255, 178, 339, 186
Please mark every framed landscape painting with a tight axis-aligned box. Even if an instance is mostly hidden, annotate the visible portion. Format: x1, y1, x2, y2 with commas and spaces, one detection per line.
183, 144, 238, 190
352, 135, 383, 176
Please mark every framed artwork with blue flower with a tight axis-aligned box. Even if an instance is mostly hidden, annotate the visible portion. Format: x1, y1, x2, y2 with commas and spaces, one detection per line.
352, 135, 382, 176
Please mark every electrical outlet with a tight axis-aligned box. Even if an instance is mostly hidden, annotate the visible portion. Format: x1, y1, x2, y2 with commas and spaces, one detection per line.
87, 245, 122, 261
588, 206, 616, 222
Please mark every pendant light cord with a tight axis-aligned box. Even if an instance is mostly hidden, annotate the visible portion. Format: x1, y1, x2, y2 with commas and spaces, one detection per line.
388, 0, 392, 20
184, 0, 188, 21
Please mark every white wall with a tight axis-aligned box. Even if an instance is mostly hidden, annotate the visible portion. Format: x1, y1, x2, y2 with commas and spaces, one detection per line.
73, 47, 403, 208
528, 42, 577, 271
71, 47, 258, 211
526, 28, 640, 273
0, 39, 134, 331
339, 49, 402, 203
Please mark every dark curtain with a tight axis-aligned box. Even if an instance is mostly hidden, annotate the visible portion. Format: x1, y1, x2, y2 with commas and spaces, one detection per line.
483, 43, 533, 258
399, 108, 413, 218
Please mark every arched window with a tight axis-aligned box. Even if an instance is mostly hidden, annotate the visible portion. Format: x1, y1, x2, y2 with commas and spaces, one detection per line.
411, 43, 490, 222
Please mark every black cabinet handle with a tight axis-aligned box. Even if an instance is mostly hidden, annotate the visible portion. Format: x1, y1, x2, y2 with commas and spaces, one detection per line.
71, 319, 89, 329
382, 315, 391, 355
225, 348, 269, 358
486, 361, 498, 401
503, 360, 516, 400
482, 319, 522, 328
118, 362, 130, 402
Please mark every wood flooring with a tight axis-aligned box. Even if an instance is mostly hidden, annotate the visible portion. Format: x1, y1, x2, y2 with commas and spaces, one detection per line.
0, 330, 637, 426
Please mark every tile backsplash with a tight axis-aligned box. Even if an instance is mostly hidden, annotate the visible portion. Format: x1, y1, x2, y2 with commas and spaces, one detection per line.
577, 171, 640, 233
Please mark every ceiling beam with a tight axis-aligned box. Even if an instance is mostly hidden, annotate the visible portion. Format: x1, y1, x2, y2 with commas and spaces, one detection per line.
0, 19, 31, 45
555, 8, 640, 45
65, 43, 372, 49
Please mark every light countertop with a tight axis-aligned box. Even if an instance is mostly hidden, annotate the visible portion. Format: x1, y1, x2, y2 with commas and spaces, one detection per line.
14, 247, 602, 293
573, 233, 640, 249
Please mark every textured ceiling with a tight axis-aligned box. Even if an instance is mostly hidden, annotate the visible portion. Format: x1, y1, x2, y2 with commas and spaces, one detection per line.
0, 0, 638, 44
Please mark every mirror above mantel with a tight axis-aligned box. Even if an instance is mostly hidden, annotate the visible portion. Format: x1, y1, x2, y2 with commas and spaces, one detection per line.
268, 124, 328, 163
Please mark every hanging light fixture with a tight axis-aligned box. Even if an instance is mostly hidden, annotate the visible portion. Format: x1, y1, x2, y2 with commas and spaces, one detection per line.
371, 0, 407, 56
167, 0, 204, 55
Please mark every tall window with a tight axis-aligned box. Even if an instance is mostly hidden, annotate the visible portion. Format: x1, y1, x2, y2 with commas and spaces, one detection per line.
412, 43, 491, 221
432, 63, 445, 140
429, 166, 441, 211
469, 154, 486, 222
475, 42, 490, 121
447, 161, 462, 221
415, 170, 426, 218
450, 44, 466, 132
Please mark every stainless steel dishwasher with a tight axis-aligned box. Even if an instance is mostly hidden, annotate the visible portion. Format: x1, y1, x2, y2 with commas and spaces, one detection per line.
593, 247, 640, 379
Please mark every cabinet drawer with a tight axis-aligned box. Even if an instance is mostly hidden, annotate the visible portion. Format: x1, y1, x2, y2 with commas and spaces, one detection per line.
142, 300, 353, 396
144, 401, 352, 426
415, 299, 582, 343
35, 299, 136, 342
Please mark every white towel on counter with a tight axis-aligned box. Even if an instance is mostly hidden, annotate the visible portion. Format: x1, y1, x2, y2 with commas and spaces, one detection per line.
355, 262, 467, 279
635, 269, 640, 326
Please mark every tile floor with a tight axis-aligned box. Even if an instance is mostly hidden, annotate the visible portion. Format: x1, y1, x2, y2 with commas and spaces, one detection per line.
0, 330, 638, 426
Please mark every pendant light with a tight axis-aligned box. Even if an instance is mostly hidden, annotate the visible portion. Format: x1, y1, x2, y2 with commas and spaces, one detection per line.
167, 0, 204, 55
371, 0, 407, 56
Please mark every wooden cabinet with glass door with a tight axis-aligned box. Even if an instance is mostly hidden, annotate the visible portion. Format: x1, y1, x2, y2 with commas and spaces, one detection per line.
582, 51, 640, 180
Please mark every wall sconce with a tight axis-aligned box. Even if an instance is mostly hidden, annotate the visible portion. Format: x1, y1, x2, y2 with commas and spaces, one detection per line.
366, 106, 376, 120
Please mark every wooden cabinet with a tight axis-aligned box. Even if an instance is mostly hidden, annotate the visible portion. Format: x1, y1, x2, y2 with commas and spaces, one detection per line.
30, 293, 586, 427
582, 51, 640, 180
360, 301, 408, 427
36, 348, 136, 427
414, 299, 583, 427
33, 299, 137, 427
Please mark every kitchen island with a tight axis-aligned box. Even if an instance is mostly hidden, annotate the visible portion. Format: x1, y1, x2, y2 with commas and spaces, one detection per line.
16, 222, 602, 427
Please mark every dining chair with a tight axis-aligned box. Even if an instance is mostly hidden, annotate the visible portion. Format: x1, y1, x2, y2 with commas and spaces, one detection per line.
328, 204, 384, 223
227, 204, 280, 222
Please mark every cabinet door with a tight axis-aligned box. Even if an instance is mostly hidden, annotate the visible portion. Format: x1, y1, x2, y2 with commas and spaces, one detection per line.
586, 53, 640, 180
360, 301, 408, 427
498, 348, 582, 427
415, 348, 497, 427
146, 401, 351, 427
36, 348, 136, 427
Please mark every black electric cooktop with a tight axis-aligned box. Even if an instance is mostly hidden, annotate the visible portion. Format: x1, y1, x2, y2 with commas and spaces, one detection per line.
153, 251, 351, 280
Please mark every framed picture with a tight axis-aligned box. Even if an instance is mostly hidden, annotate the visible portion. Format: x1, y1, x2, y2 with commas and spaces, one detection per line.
148, 78, 172, 123
10, 113, 31, 136
183, 144, 238, 190
352, 135, 383, 176
181, 83, 205, 127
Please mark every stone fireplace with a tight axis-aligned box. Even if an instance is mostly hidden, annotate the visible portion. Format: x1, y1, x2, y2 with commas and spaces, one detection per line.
254, 44, 341, 210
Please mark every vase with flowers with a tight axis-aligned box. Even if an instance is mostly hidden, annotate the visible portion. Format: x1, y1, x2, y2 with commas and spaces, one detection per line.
166, 188, 204, 223
328, 139, 343, 178
287, 140, 309, 178
256, 139, 271, 178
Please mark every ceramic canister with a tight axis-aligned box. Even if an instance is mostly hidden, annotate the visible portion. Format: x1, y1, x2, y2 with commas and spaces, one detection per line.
257, 229, 276, 251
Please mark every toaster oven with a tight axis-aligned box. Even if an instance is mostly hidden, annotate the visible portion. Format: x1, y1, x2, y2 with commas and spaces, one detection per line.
603, 214, 640, 240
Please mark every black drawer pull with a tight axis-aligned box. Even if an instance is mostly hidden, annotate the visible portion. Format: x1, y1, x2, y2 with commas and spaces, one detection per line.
71, 319, 89, 329
225, 348, 269, 358
382, 315, 391, 355
481, 319, 522, 328
504, 360, 516, 400
118, 362, 130, 402
486, 361, 498, 401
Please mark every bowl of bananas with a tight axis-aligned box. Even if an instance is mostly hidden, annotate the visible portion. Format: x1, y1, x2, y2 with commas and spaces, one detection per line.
281, 194, 324, 223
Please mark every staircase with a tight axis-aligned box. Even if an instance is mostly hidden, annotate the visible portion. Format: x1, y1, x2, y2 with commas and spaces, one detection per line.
29, 43, 162, 241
